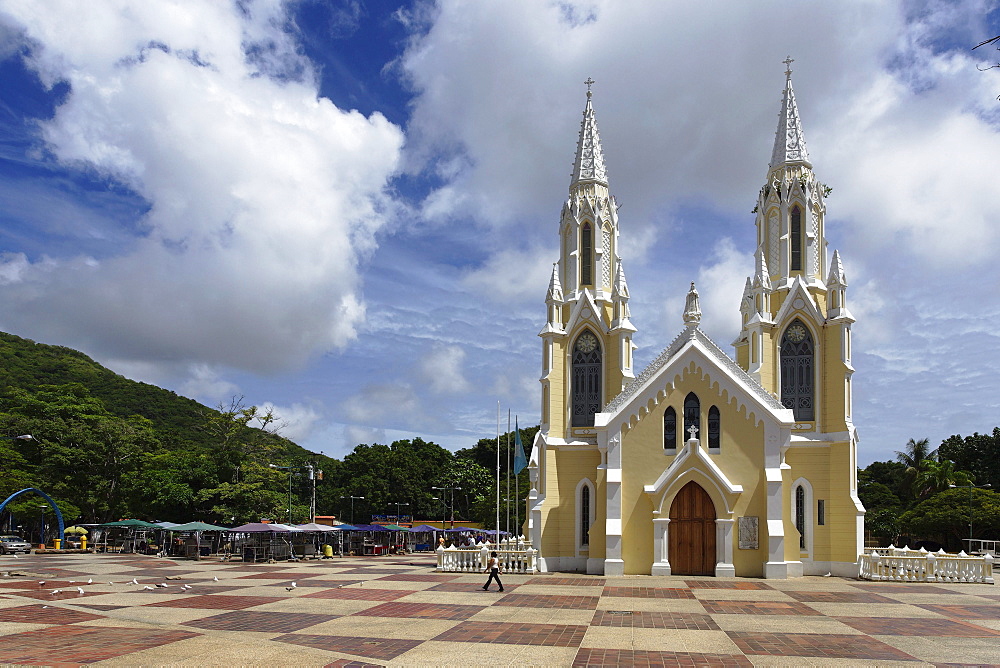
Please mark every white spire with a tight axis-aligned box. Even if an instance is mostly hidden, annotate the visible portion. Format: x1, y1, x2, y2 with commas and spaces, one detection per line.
682, 282, 701, 326
827, 249, 847, 287
570, 78, 608, 189
754, 250, 772, 290
546, 262, 564, 302
612, 260, 630, 300
770, 57, 811, 169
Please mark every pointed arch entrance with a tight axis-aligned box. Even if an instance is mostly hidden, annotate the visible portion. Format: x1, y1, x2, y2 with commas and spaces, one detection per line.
668, 481, 716, 576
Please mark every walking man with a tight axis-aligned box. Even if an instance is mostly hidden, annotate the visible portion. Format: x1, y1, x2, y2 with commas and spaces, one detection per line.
482, 551, 504, 592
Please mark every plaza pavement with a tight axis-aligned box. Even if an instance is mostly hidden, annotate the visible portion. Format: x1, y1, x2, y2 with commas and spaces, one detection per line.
0, 552, 998, 666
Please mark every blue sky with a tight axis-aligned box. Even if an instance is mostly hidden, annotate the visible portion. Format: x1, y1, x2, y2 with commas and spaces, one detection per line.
0, 1, 998, 465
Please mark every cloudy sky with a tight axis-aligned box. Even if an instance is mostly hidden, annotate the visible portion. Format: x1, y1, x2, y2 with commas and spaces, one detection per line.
0, 0, 997, 465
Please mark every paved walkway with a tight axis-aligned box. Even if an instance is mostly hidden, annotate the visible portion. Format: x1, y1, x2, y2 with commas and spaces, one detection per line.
0, 552, 997, 666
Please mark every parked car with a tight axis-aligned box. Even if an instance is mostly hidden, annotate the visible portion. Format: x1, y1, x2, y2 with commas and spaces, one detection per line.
0, 535, 31, 554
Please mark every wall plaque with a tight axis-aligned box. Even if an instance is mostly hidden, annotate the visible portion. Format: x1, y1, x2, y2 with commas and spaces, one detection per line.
738, 516, 759, 550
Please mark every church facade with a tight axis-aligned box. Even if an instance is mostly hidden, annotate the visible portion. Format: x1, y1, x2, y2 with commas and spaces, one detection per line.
527, 66, 864, 578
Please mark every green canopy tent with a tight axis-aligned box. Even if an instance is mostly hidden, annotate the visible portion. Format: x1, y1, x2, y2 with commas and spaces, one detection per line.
97, 519, 159, 553
166, 521, 231, 558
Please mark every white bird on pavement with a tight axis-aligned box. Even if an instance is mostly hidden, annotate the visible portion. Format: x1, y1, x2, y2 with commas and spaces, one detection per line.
143, 585, 154, 590
38, 581, 45, 586
156, 583, 168, 588
87, 578, 93, 584
130, 578, 138, 585
76, 587, 85, 594
182, 584, 192, 590
51, 589, 61, 594
285, 582, 297, 591
212, 576, 219, 581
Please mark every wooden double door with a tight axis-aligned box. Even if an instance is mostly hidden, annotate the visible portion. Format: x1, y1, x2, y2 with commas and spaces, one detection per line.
668, 481, 716, 576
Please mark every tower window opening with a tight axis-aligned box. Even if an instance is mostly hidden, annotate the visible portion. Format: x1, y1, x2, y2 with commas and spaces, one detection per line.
580, 485, 591, 546
663, 407, 677, 450
790, 206, 802, 271
708, 406, 721, 451
683, 392, 700, 441
817, 499, 825, 526
581, 223, 594, 286
571, 330, 602, 427
780, 319, 814, 421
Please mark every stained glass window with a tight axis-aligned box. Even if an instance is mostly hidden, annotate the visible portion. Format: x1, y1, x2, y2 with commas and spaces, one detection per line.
571, 331, 601, 427
790, 206, 802, 271
683, 393, 700, 441
663, 407, 677, 450
780, 320, 814, 421
708, 405, 720, 450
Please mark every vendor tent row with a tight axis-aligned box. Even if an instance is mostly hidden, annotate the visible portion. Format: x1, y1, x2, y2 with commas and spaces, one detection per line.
84, 520, 508, 560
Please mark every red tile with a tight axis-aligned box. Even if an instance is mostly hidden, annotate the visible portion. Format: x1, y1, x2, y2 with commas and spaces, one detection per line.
183, 610, 336, 632
603, 586, 695, 599
433, 620, 586, 647
574, 648, 752, 667
836, 616, 1000, 637
728, 631, 916, 661
353, 601, 482, 620
700, 600, 820, 616
303, 588, 413, 601
0, 604, 103, 625
0, 625, 199, 664
275, 634, 422, 661
493, 593, 599, 610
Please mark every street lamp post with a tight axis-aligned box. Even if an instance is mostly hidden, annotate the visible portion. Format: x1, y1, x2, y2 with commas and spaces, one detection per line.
268, 464, 316, 524
391, 502, 410, 526
950, 483, 992, 546
39, 504, 47, 547
432, 486, 462, 528
340, 496, 364, 525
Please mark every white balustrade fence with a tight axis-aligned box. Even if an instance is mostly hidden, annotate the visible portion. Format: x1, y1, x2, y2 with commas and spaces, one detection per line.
859, 547, 994, 584
436, 538, 536, 574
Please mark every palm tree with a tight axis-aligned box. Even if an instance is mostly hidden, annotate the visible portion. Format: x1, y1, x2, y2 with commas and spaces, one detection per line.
895, 438, 937, 469
896, 438, 938, 502
914, 459, 973, 498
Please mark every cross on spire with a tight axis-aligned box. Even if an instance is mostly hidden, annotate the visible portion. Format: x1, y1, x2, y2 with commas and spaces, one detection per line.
687, 424, 699, 439
783, 56, 794, 79
584, 77, 595, 98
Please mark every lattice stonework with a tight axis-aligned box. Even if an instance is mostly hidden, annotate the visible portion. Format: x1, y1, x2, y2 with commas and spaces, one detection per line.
602, 227, 612, 287
811, 208, 821, 274
768, 209, 779, 273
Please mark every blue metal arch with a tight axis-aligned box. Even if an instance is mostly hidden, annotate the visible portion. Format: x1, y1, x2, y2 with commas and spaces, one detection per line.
0, 488, 65, 544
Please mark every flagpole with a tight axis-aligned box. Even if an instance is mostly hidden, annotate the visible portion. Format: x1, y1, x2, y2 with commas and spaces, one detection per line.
506, 408, 511, 538
495, 401, 500, 545
514, 415, 519, 537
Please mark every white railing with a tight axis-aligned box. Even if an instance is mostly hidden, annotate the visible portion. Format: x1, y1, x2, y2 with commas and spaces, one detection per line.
436, 538, 537, 574
859, 546, 994, 584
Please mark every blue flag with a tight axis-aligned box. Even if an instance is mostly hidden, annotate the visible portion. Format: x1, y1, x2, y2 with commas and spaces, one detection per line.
513, 417, 527, 475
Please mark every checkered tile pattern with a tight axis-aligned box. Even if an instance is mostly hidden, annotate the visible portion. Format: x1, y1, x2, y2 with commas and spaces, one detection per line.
183, 610, 336, 632
573, 648, 752, 667
592, 610, 720, 630
433, 620, 587, 646
728, 631, 917, 661
1, 551, 998, 665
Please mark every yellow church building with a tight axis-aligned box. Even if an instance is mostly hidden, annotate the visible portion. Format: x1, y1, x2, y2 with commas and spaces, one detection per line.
527, 65, 864, 578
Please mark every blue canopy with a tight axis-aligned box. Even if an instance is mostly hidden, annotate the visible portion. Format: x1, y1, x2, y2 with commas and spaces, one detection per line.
329, 523, 360, 531
409, 524, 440, 532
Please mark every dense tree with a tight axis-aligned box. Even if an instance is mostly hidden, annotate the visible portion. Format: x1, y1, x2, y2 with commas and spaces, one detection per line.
938, 428, 1000, 491
899, 487, 1000, 551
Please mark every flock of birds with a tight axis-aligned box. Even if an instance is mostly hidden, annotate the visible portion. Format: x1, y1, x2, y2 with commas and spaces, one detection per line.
43, 574, 224, 596
41, 576, 360, 597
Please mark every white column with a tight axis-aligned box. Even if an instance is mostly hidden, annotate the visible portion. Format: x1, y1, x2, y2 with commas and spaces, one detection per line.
715, 518, 735, 577
603, 434, 624, 576
651, 517, 671, 575
764, 466, 790, 579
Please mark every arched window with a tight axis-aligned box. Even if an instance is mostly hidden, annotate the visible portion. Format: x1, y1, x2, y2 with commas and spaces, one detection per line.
707, 405, 720, 451
663, 407, 677, 450
571, 331, 601, 427
683, 392, 700, 441
780, 319, 814, 421
790, 206, 802, 271
581, 223, 593, 286
795, 485, 806, 549
580, 485, 590, 547
788, 206, 802, 271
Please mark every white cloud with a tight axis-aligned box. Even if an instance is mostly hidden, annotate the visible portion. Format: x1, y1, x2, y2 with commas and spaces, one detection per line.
0, 0, 403, 373
261, 401, 322, 444
418, 344, 470, 395
462, 245, 555, 302
180, 364, 240, 405
342, 382, 419, 424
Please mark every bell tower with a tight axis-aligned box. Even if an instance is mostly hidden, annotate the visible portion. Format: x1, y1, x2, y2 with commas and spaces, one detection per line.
735, 59, 855, 435
539, 80, 635, 439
